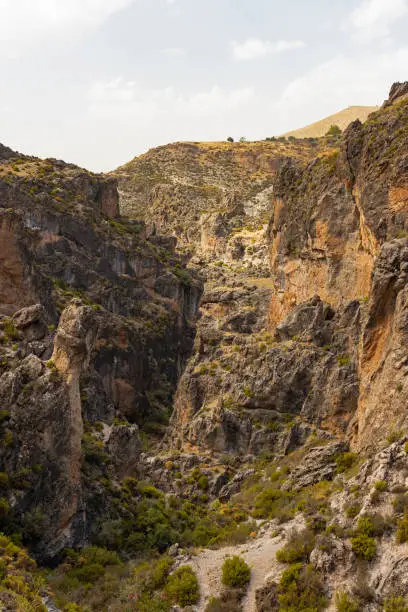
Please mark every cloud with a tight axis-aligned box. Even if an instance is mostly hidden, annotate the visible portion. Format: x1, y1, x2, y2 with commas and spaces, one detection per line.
350, 0, 408, 42
232, 38, 305, 61
0, 0, 134, 53
161, 47, 185, 56
83, 78, 256, 168
273, 47, 408, 130
87, 79, 255, 124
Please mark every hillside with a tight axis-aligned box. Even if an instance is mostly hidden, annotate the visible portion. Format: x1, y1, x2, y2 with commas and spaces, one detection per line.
0, 82, 408, 612
112, 82, 408, 610
282, 104, 379, 138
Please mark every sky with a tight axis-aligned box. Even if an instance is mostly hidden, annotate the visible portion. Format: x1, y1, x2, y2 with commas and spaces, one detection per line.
0, 0, 407, 172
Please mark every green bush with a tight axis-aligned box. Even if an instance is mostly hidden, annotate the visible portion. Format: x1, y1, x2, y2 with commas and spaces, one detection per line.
278, 563, 327, 611
374, 480, 387, 492
221, 556, 251, 588
336, 452, 358, 473
326, 125, 342, 138
350, 533, 377, 561
396, 514, 408, 544
356, 516, 375, 537
384, 597, 408, 612
252, 487, 293, 522
335, 590, 359, 612
198, 475, 209, 491
345, 504, 361, 519
164, 565, 199, 607
151, 555, 174, 590
276, 529, 315, 564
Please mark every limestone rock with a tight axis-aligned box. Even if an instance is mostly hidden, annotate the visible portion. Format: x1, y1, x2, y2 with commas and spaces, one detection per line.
106, 424, 142, 479
386, 81, 408, 106
218, 469, 255, 502
275, 295, 333, 345
283, 442, 348, 491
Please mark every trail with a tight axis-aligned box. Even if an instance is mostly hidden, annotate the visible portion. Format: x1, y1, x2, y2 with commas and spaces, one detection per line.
188, 524, 286, 611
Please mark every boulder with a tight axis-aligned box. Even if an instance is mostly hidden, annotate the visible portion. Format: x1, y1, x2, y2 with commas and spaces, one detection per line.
283, 441, 348, 491
13, 304, 48, 341
106, 424, 142, 479
276, 295, 333, 345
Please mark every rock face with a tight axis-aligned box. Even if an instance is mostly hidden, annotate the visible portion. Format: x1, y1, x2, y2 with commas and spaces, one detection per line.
1, 83, 408, 608
116, 82, 408, 458
0, 148, 202, 558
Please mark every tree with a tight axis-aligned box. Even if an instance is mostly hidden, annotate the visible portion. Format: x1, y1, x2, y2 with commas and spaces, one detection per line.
239, 136, 247, 143
227, 136, 234, 142
221, 556, 251, 588
326, 125, 342, 138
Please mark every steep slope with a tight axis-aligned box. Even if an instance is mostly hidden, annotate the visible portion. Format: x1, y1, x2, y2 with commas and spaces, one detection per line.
0, 147, 202, 560
1, 82, 408, 612
114, 83, 408, 458
282, 105, 379, 138
107, 82, 408, 612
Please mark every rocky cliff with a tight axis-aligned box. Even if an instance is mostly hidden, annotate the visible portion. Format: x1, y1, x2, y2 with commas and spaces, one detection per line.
0, 82, 408, 612
0, 148, 202, 560
116, 82, 408, 458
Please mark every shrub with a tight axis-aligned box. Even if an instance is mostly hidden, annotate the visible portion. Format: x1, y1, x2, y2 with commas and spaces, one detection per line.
151, 555, 174, 589
132, 555, 174, 595
326, 125, 342, 138
345, 504, 361, 519
306, 514, 327, 534
0, 497, 10, 518
393, 494, 408, 515
396, 513, 408, 544
374, 480, 387, 492
0, 473, 9, 488
164, 565, 199, 607
350, 533, 376, 561
335, 590, 359, 612
387, 429, 404, 445
198, 475, 209, 491
337, 354, 351, 367
252, 487, 293, 522
277, 563, 327, 611
276, 529, 315, 563
1, 318, 19, 342
205, 589, 244, 611
336, 452, 357, 473
356, 516, 375, 536
384, 597, 408, 612
221, 556, 251, 588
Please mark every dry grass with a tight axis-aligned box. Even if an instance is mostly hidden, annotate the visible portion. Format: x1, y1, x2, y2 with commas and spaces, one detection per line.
283, 106, 379, 139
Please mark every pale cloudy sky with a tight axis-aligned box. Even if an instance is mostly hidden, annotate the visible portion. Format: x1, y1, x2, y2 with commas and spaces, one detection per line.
0, 0, 407, 171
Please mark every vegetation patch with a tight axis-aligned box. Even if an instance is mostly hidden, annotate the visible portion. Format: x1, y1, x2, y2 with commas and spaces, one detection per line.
277, 563, 327, 611
221, 555, 251, 588
164, 565, 199, 607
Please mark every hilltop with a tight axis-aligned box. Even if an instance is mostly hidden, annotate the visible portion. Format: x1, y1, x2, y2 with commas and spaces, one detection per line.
282, 104, 379, 138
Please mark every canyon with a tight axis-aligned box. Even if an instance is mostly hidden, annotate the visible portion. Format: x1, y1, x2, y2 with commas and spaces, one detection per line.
0, 82, 407, 611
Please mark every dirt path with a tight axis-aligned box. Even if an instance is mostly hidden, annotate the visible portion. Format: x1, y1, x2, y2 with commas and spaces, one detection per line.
188, 525, 286, 611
